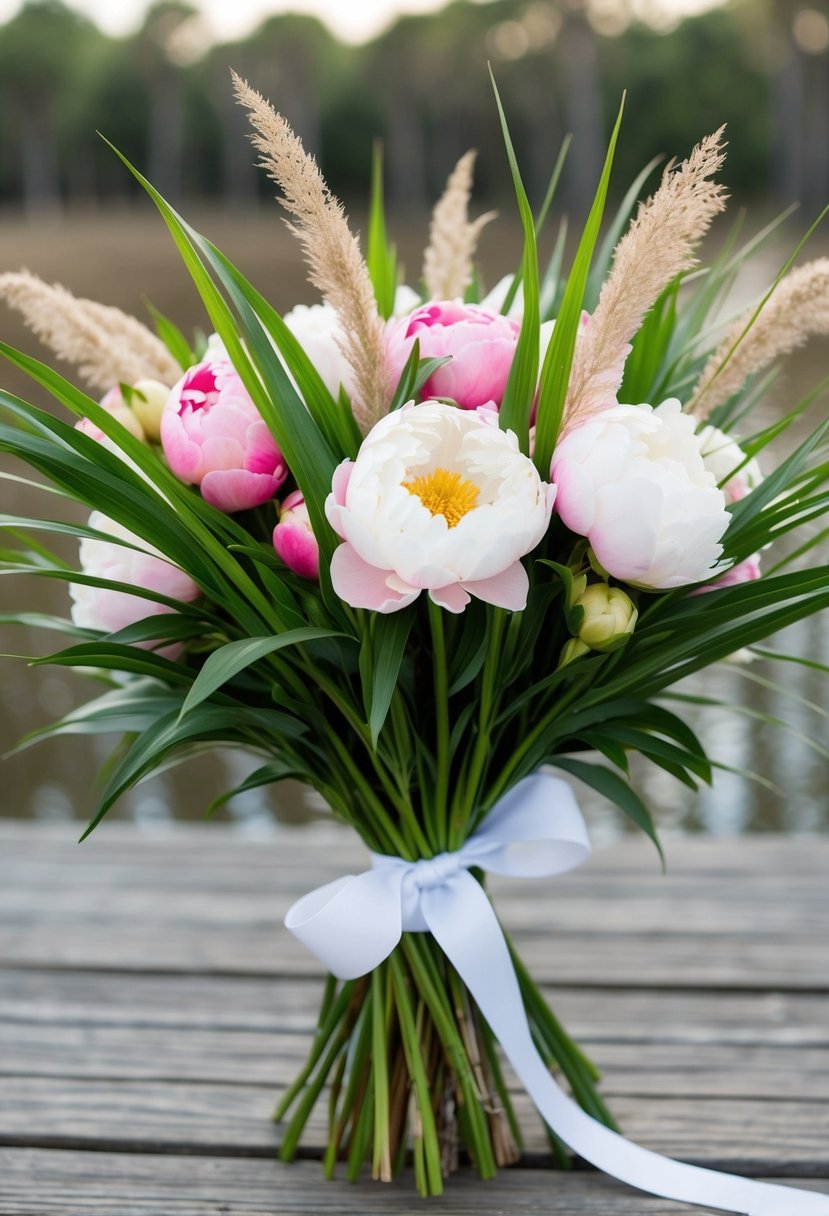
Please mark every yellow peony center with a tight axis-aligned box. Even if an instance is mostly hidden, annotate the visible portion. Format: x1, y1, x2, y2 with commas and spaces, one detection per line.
404, 467, 480, 527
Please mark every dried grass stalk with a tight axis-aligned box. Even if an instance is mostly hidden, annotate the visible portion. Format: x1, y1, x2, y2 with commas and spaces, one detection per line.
422, 151, 495, 301
689, 258, 829, 419
233, 72, 390, 433
0, 270, 181, 393
564, 128, 728, 432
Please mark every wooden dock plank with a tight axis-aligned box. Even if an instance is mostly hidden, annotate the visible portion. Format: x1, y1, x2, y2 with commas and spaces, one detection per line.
3, 1025, 828, 1101
1, 828, 827, 989
2, 1074, 828, 1170
3, 971, 827, 1044
1, 824, 828, 1212
7, 1150, 827, 1216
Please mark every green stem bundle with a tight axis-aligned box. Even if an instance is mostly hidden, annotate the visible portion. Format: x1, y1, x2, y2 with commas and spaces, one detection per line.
276, 932, 611, 1195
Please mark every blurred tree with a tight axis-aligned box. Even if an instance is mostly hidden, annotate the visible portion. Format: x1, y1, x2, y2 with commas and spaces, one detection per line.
215, 14, 340, 202
0, 0, 823, 212
766, 0, 829, 206
600, 5, 770, 196
135, 2, 199, 200
0, 0, 105, 212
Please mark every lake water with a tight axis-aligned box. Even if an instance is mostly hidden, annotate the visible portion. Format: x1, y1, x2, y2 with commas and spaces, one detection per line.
0, 208, 826, 838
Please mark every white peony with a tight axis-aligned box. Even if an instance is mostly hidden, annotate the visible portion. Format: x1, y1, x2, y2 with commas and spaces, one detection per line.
393, 284, 422, 316
325, 400, 554, 613
551, 399, 730, 589
282, 303, 358, 402
70, 512, 200, 656
480, 274, 524, 320
698, 424, 763, 502
204, 331, 230, 362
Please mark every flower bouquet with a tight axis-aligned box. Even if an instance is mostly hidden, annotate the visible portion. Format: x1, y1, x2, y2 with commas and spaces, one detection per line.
1, 73, 828, 1215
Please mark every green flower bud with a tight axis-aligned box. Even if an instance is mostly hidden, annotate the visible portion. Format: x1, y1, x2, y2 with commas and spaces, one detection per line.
567, 571, 588, 608
558, 637, 591, 668
575, 584, 638, 652
131, 379, 171, 443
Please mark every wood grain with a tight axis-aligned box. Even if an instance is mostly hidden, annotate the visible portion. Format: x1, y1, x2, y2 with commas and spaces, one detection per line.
4, 1149, 828, 1215
1, 823, 827, 1213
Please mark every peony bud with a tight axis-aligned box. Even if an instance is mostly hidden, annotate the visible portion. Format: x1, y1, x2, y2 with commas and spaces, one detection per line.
558, 637, 591, 668
77, 385, 146, 446
575, 584, 638, 651
161, 358, 288, 513
130, 379, 171, 442
273, 491, 319, 581
384, 301, 520, 411
567, 571, 588, 609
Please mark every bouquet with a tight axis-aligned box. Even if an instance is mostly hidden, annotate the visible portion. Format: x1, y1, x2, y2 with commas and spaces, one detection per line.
1, 73, 828, 1215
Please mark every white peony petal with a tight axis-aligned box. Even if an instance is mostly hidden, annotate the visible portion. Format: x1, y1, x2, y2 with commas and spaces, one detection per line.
328, 400, 553, 612
552, 401, 729, 589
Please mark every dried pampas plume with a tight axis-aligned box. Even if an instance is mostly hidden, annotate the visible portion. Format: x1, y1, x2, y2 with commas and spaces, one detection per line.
232, 72, 390, 433
564, 128, 728, 432
422, 151, 496, 301
689, 259, 829, 419
0, 271, 181, 393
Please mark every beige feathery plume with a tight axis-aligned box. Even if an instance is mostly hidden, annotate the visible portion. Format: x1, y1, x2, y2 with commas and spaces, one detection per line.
422, 151, 496, 301
0, 271, 181, 393
563, 128, 728, 433
232, 72, 390, 433
689, 258, 829, 419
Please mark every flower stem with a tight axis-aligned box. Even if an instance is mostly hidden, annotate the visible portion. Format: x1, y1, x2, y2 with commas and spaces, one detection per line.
427, 598, 451, 848
450, 609, 506, 847
487, 672, 592, 804
273, 979, 356, 1122
389, 952, 444, 1195
402, 935, 497, 1180
370, 967, 393, 1181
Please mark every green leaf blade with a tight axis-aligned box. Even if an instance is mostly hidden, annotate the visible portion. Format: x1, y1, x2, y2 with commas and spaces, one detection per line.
534, 95, 626, 476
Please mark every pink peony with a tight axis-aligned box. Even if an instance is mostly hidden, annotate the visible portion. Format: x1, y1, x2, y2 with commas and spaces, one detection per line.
273, 491, 319, 581
161, 359, 287, 513
384, 301, 520, 411
69, 512, 200, 658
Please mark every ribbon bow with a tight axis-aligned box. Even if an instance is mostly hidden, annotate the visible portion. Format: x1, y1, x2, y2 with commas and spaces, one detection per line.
286, 772, 829, 1216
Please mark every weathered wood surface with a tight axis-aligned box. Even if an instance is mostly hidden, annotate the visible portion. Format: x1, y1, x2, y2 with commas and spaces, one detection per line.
0, 821, 827, 1214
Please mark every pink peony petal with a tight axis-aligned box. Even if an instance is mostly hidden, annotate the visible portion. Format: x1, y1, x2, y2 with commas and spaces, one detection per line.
551, 458, 595, 535
692, 554, 762, 594
325, 461, 356, 537
332, 460, 354, 507
273, 521, 320, 581
330, 544, 419, 613
461, 561, 529, 611
201, 469, 280, 513
281, 489, 306, 513
160, 412, 205, 483
429, 582, 471, 613
200, 435, 246, 473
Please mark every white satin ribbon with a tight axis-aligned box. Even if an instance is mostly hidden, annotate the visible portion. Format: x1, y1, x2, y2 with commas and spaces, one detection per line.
286, 772, 829, 1214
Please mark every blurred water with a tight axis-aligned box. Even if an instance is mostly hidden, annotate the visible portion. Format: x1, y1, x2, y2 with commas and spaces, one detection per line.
0, 208, 826, 835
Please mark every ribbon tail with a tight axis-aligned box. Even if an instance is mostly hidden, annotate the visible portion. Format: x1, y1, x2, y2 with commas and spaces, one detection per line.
423, 874, 829, 1216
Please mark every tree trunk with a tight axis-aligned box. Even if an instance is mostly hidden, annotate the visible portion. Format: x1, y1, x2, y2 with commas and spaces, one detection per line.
19, 110, 62, 217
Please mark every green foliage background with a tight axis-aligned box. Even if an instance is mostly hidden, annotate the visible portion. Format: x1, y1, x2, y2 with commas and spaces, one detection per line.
0, 0, 825, 214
